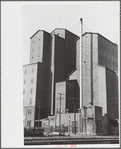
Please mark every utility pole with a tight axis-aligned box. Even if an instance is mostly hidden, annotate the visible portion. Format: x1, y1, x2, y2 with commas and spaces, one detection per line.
55, 114, 57, 131
69, 113, 70, 136
58, 93, 64, 134
66, 109, 70, 136
74, 104, 76, 134
90, 33, 95, 135
90, 33, 93, 106
72, 97, 77, 134
78, 108, 81, 134
80, 18, 83, 134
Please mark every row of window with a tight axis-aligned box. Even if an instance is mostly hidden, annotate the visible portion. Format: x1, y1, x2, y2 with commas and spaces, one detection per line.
24, 78, 46, 85
23, 98, 32, 105
32, 38, 41, 43
24, 78, 33, 84
24, 68, 34, 74
24, 68, 46, 75
31, 54, 41, 60
23, 88, 33, 94
23, 88, 46, 95
28, 109, 32, 115
32, 46, 41, 52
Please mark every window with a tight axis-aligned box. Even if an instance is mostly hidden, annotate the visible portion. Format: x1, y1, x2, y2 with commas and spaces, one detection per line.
23, 89, 25, 94
32, 48, 34, 52
31, 78, 33, 83
32, 40, 35, 43
30, 88, 33, 94
24, 79, 26, 84
27, 121, 31, 127
39, 38, 41, 41
30, 98, 32, 105
28, 109, 32, 115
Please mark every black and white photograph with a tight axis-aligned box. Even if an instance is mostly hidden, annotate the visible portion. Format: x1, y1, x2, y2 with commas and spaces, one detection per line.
1, 1, 120, 148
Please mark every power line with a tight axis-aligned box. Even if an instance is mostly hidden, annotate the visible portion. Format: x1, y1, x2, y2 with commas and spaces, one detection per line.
83, 23, 90, 32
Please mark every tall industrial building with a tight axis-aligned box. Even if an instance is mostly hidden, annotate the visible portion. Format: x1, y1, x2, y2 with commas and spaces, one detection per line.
23, 30, 52, 127
54, 32, 119, 135
81, 32, 118, 134
23, 28, 118, 135
23, 29, 79, 128
51, 29, 79, 114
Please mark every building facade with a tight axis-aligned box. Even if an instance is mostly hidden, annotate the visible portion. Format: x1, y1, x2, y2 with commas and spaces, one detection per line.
23, 30, 52, 128
54, 32, 118, 135
23, 29, 79, 128
23, 29, 119, 136
50, 29, 79, 115
23, 63, 38, 128
81, 32, 118, 134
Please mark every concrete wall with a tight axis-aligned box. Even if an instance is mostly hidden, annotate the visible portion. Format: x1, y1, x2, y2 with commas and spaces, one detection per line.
54, 35, 66, 82
24, 30, 52, 126
51, 28, 79, 77
98, 34, 118, 73
69, 39, 80, 84
66, 80, 79, 113
30, 31, 44, 64
23, 63, 38, 107
106, 68, 119, 120
65, 30, 78, 76
50, 35, 66, 115
35, 63, 49, 120
97, 65, 107, 116
82, 33, 91, 107
23, 106, 35, 128
23, 63, 37, 127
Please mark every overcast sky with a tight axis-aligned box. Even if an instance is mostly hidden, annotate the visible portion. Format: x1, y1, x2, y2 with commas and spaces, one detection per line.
1, 1, 120, 147
22, 2, 119, 65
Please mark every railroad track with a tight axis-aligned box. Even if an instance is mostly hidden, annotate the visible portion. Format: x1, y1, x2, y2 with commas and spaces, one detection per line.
24, 137, 119, 145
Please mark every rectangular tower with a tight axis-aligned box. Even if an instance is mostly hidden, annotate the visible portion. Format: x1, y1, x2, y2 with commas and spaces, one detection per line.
23, 30, 52, 128
82, 32, 118, 134
50, 34, 66, 115
51, 28, 79, 77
